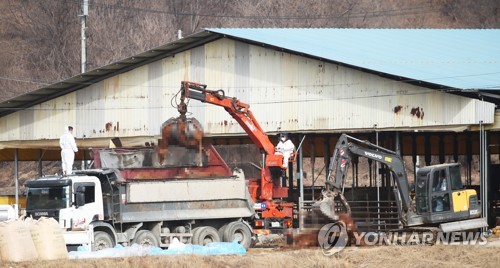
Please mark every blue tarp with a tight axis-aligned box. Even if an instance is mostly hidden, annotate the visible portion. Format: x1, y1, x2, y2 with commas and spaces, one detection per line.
68, 238, 246, 259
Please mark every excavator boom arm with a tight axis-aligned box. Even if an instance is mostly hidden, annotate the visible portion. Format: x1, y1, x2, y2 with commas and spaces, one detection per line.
179, 81, 276, 156
327, 134, 412, 212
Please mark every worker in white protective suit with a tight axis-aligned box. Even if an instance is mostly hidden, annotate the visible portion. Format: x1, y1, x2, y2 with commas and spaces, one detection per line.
60, 126, 78, 176
275, 133, 295, 169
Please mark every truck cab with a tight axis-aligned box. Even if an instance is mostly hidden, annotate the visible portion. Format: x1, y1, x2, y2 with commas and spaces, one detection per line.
25, 171, 108, 247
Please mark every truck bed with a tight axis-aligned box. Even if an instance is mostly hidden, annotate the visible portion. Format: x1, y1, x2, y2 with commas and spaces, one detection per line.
114, 175, 255, 223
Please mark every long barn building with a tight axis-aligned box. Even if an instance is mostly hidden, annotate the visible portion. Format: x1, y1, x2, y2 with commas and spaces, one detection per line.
1, 28, 499, 227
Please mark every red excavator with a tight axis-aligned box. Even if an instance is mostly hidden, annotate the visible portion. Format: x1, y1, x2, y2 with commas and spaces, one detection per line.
168, 81, 295, 231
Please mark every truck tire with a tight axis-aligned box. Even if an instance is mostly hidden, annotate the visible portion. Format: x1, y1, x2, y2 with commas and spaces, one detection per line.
223, 221, 252, 249
133, 230, 159, 247
218, 223, 228, 239
191, 226, 220, 246
92, 231, 115, 251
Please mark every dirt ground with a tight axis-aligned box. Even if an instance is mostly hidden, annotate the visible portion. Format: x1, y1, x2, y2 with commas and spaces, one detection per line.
4, 237, 500, 268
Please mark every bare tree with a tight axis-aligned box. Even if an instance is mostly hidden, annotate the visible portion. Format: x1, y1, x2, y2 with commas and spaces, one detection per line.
7, 0, 80, 80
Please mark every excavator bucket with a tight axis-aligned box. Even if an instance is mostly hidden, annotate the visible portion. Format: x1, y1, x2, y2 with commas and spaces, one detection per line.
159, 116, 203, 148
285, 190, 359, 248
157, 115, 204, 166
312, 190, 339, 221
313, 188, 352, 221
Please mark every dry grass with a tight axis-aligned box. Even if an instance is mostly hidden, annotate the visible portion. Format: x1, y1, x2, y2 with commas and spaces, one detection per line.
3, 243, 499, 268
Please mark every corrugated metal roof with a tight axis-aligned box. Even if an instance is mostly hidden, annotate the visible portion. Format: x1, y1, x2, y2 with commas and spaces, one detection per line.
207, 28, 500, 91
1, 28, 499, 119
0, 30, 221, 118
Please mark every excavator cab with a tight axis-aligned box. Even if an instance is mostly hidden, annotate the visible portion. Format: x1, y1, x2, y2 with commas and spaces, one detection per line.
415, 163, 481, 225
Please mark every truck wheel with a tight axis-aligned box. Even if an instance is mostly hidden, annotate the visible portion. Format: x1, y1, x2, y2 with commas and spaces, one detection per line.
223, 221, 252, 249
93, 231, 114, 251
218, 224, 228, 239
191, 226, 220, 246
133, 230, 159, 247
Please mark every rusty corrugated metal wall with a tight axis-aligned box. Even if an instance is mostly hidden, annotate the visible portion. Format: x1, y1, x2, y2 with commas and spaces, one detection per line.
0, 38, 494, 142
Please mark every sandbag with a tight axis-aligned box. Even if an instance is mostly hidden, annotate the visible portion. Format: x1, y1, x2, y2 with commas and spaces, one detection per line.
29, 217, 68, 260
0, 218, 38, 262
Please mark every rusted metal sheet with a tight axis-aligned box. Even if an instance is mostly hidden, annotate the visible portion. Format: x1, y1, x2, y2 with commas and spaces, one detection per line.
93, 144, 233, 179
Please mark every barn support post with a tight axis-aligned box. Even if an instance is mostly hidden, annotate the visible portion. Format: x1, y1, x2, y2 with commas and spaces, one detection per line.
424, 133, 431, 166
299, 134, 304, 200
374, 125, 380, 231
38, 149, 43, 176
298, 134, 305, 230
412, 131, 418, 180
439, 134, 445, 164
466, 131, 472, 185
395, 131, 401, 156
14, 149, 19, 217
453, 133, 459, 163
310, 137, 315, 200
323, 136, 330, 186
479, 123, 488, 232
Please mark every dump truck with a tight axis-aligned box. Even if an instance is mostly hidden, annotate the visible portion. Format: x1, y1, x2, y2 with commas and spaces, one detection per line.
24, 147, 256, 250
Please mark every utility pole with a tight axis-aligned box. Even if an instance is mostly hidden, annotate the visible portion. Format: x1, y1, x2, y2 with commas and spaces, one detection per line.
80, 0, 88, 73
80, 0, 88, 170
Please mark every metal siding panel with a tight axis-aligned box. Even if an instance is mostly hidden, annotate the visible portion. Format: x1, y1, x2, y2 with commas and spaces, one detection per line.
1, 37, 497, 142
474, 99, 495, 124
33, 93, 77, 140
234, 40, 250, 119
202, 39, 240, 134
188, 45, 206, 126
100, 75, 120, 137
148, 61, 164, 136
246, 45, 286, 134
190, 46, 205, 83
113, 65, 150, 136
205, 39, 235, 87
297, 58, 327, 131
76, 82, 105, 139
19, 109, 34, 140
0, 113, 19, 141
155, 50, 193, 134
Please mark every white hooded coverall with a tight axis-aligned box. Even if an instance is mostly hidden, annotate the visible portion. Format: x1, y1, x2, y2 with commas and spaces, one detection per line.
60, 126, 78, 175
275, 139, 295, 168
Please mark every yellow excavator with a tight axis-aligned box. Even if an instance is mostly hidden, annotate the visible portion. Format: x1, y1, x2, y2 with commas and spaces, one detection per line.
316, 133, 488, 233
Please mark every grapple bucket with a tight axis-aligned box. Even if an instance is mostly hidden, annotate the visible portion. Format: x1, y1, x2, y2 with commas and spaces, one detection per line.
158, 116, 204, 165
159, 116, 203, 148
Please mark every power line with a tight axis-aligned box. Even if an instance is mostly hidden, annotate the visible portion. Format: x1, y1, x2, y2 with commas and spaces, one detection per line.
0, 89, 452, 112
0, 76, 50, 86
85, 1, 443, 21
